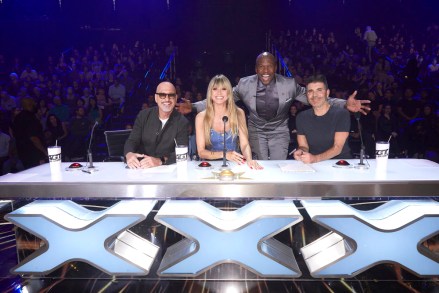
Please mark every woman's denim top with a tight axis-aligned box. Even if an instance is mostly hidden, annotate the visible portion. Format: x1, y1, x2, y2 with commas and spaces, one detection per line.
208, 129, 238, 152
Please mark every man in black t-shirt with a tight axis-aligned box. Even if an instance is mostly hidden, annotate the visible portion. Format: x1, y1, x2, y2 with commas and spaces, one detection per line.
293, 75, 352, 163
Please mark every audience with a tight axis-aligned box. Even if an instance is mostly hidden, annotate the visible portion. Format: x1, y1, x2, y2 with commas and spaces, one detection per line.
0, 22, 438, 173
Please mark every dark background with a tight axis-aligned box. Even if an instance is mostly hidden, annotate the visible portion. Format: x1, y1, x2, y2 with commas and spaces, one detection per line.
0, 0, 437, 76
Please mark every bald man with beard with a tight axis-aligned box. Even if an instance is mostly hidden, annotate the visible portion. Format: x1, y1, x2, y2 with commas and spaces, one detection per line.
124, 81, 189, 169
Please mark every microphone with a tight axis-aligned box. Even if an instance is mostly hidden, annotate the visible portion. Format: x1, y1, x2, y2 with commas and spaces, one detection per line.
221, 116, 229, 169
354, 112, 369, 169
85, 121, 99, 172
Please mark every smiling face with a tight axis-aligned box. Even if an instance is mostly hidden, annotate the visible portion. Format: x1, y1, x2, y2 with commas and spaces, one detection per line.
155, 82, 177, 116
211, 83, 229, 106
206, 75, 233, 110
255, 52, 277, 85
306, 82, 330, 110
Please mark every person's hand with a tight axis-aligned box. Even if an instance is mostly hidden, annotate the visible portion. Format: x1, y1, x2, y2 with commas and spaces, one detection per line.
296, 151, 315, 164
293, 149, 304, 161
176, 99, 193, 115
226, 151, 245, 164
126, 152, 144, 169
138, 155, 161, 169
247, 160, 263, 170
346, 90, 371, 115
293, 149, 315, 163
299, 152, 315, 164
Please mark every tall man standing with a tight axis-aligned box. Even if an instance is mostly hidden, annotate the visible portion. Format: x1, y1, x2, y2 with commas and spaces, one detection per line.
108, 78, 126, 117
125, 81, 189, 169
11, 98, 47, 169
363, 26, 378, 62
178, 52, 369, 160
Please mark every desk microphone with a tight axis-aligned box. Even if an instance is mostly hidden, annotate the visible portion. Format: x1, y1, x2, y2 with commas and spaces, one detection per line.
85, 121, 99, 172
221, 116, 229, 169
354, 112, 369, 169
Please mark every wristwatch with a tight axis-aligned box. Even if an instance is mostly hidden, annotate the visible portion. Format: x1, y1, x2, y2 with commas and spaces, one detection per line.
160, 156, 167, 165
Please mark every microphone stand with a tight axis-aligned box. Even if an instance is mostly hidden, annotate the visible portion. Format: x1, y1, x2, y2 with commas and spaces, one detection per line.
84, 121, 99, 172
221, 116, 230, 170
354, 113, 369, 169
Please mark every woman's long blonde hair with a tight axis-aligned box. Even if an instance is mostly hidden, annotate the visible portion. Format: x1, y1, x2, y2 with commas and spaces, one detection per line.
203, 74, 239, 147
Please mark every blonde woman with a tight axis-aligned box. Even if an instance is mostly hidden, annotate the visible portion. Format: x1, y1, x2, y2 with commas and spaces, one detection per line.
195, 74, 262, 169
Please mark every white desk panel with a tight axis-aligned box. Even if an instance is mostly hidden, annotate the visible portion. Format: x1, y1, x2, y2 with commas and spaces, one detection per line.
0, 159, 438, 198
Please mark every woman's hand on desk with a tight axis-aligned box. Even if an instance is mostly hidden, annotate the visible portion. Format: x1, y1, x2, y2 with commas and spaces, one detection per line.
225, 151, 263, 170
226, 151, 246, 165
247, 160, 263, 170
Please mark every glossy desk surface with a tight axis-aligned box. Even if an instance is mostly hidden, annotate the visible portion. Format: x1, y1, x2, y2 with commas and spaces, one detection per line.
0, 159, 438, 198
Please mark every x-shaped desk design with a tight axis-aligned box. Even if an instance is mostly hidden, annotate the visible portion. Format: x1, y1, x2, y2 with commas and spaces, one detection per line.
301, 200, 439, 277
155, 200, 303, 277
5, 200, 159, 275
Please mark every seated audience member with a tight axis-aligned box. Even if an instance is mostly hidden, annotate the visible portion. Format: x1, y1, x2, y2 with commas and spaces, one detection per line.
95, 87, 110, 119
64, 86, 78, 109
124, 81, 189, 169
377, 104, 400, 157
45, 114, 68, 147
195, 74, 262, 169
0, 90, 17, 112
67, 106, 90, 160
36, 98, 49, 128
397, 88, 421, 156
48, 96, 70, 123
87, 97, 103, 124
408, 104, 439, 159
108, 78, 126, 117
287, 103, 299, 159
80, 87, 93, 109
294, 75, 352, 163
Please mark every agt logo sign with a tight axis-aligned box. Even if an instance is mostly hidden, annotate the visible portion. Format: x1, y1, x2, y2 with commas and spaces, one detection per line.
376, 149, 389, 157
48, 153, 61, 162
5, 199, 439, 278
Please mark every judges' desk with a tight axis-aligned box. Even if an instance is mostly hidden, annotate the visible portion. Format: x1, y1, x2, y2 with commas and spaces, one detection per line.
0, 159, 438, 292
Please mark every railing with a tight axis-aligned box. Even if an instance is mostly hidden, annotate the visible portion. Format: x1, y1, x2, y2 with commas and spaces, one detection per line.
159, 51, 177, 81
273, 48, 292, 77
267, 33, 292, 78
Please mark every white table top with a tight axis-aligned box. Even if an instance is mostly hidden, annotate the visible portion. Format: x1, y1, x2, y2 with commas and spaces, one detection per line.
0, 159, 438, 199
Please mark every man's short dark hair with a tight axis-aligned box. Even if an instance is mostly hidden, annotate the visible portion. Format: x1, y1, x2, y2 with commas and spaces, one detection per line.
306, 74, 329, 90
